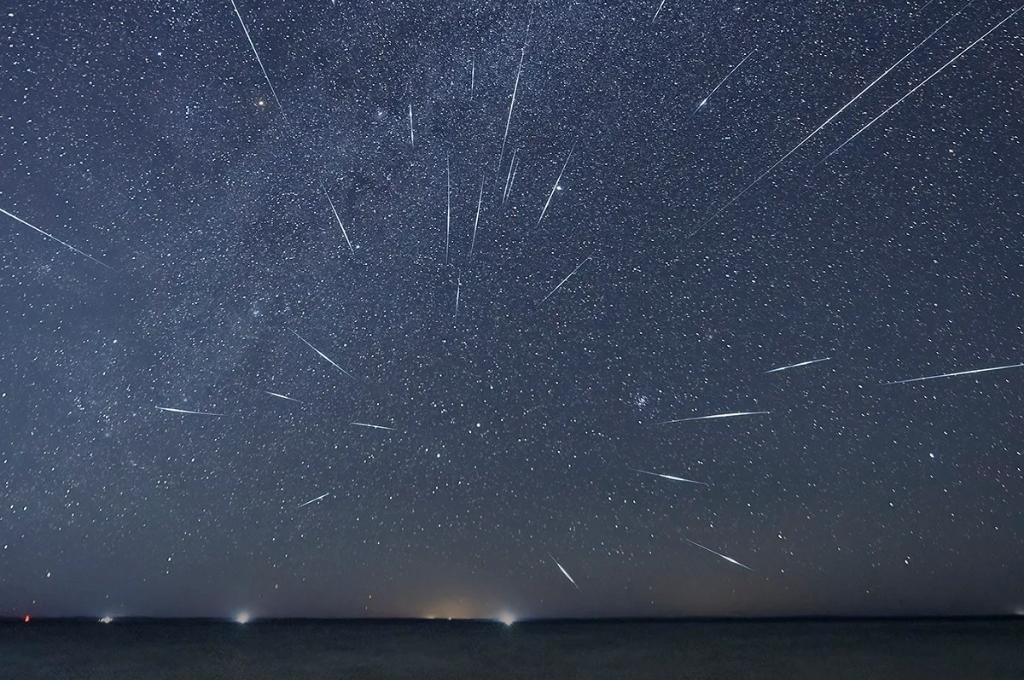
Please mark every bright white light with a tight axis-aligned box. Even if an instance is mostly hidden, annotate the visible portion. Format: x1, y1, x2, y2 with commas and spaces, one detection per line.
98, 616, 113, 624
498, 612, 516, 626
235, 612, 250, 624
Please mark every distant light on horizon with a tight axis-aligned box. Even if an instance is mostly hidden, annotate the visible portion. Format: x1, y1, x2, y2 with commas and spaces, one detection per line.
99, 616, 114, 624
498, 612, 516, 626
235, 612, 251, 624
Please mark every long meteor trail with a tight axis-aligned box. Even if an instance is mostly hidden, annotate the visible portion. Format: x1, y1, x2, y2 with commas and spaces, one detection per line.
884, 362, 1024, 385
691, 48, 757, 117
297, 492, 329, 508
630, 468, 708, 485
408, 103, 415, 148
689, 0, 976, 235
537, 143, 575, 226
265, 391, 302, 403
454, 270, 462, 321
445, 154, 451, 265
502, 148, 519, 205
764, 357, 831, 374
156, 406, 224, 417
2, 207, 112, 269
323, 187, 354, 254
497, 42, 527, 176
652, 0, 667, 22
229, 0, 283, 111
469, 175, 483, 258
819, 4, 1022, 166
291, 330, 356, 380
658, 411, 769, 424
686, 539, 754, 571
549, 554, 581, 591
538, 256, 591, 305
350, 421, 397, 431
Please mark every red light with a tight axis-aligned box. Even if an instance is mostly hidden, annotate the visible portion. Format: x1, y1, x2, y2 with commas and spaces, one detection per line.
23, 615, 31, 623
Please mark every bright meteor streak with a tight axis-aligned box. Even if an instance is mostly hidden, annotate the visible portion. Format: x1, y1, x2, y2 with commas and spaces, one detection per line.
686, 539, 754, 571
351, 422, 396, 431
2, 207, 112, 269
630, 468, 708, 485
884, 362, 1024, 385
658, 411, 769, 424
291, 330, 356, 380
297, 492, 329, 508
764, 357, 832, 374
548, 554, 581, 591
156, 406, 224, 417
265, 391, 302, 403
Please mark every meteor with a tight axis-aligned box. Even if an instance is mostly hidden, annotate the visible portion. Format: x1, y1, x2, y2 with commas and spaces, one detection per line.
156, 406, 224, 417
548, 554, 581, 591
630, 468, 708, 485
885, 362, 1024, 385
350, 422, 396, 431
265, 391, 301, 403
228, 0, 282, 111
764, 357, 831, 374
297, 492, 329, 508
658, 411, 769, 424
686, 539, 754, 571
291, 330, 356, 380
1, 207, 112, 269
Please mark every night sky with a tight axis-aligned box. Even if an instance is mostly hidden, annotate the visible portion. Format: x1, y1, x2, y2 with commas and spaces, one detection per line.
1, 0, 1023, 620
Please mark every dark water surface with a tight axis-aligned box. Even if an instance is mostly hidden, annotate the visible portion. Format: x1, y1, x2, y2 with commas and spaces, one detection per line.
2, 619, 1021, 679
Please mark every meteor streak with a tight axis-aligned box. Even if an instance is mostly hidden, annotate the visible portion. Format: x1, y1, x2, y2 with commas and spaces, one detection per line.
265, 391, 301, 403
408, 103, 415, 148
884, 362, 1024, 385
502, 148, 519, 205
631, 468, 708, 485
691, 48, 757, 117
454, 270, 462, 321
549, 554, 581, 591
658, 411, 769, 424
764, 357, 831, 374
469, 175, 483, 258
228, 0, 282, 111
445, 154, 451, 265
819, 4, 1022, 165
690, 0, 975, 234
323, 187, 354, 254
537, 143, 575, 226
291, 330, 356, 380
686, 539, 754, 571
652, 0, 667, 22
497, 44, 526, 176
156, 406, 224, 417
350, 422, 396, 431
297, 492, 329, 508
1, 207, 112, 269
538, 256, 591, 305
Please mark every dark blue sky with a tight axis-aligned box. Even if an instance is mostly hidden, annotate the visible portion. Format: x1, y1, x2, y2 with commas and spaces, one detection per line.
1, 0, 1022, 619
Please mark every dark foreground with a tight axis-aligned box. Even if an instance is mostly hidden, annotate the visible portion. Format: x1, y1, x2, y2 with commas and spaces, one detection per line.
2, 618, 1022, 679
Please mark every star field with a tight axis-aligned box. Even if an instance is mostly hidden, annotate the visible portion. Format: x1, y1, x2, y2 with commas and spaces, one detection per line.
1, 0, 1023, 619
